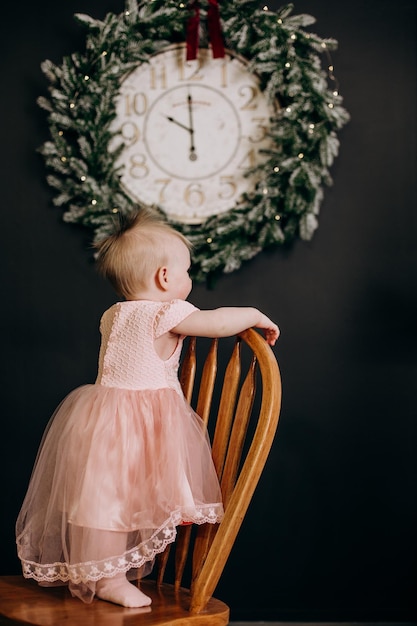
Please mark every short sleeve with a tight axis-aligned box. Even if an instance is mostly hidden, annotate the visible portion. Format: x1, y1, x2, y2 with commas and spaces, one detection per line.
154, 300, 199, 338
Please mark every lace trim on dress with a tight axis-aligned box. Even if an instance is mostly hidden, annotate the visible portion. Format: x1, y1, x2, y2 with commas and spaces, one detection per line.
18, 504, 223, 584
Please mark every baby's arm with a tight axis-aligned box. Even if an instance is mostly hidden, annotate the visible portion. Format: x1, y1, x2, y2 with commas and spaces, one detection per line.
172, 307, 279, 346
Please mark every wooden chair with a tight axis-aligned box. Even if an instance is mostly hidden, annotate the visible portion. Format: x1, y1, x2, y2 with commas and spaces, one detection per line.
0, 328, 282, 625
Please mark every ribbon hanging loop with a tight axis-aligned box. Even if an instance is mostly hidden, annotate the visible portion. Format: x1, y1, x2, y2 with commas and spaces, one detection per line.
186, 0, 225, 61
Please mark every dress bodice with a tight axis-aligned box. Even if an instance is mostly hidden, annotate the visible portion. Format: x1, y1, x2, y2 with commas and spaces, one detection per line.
95, 299, 198, 392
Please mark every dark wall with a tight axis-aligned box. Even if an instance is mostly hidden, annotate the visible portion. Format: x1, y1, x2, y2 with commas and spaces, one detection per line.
1, 0, 416, 621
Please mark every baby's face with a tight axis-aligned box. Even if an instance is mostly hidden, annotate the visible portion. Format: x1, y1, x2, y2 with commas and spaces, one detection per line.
166, 237, 192, 300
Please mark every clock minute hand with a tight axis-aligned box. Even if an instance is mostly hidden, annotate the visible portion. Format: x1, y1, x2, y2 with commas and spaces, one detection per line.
187, 93, 197, 161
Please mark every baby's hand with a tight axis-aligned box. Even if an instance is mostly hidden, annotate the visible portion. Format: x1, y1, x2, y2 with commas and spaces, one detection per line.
264, 326, 280, 346
256, 313, 280, 346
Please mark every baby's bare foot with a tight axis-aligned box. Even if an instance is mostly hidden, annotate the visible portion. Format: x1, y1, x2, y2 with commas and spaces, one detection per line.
96, 576, 152, 608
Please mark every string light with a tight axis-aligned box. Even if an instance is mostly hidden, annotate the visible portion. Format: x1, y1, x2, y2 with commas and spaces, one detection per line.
80, 176, 86, 182
91, 199, 97, 205
206, 237, 213, 244
273, 166, 280, 173
317, 40, 340, 95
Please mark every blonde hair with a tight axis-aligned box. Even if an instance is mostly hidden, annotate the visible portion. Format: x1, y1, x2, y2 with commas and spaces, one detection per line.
94, 210, 192, 299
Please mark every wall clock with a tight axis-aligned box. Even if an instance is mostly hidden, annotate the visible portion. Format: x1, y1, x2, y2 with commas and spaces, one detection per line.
111, 44, 277, 225
38, 0, 349, 282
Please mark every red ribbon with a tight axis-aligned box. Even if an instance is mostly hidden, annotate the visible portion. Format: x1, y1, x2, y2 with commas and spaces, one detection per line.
186, 1, 200, 61
207, 0, 225, 58
186, 0, 225, 61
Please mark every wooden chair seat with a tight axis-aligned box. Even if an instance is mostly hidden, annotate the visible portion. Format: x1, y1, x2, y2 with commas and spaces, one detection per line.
1, 329, 282, 625
0, 576, 229, 625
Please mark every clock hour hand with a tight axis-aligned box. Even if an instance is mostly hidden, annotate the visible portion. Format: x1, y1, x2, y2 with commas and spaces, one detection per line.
165, 114, 197, 161
165, 115, 192, 133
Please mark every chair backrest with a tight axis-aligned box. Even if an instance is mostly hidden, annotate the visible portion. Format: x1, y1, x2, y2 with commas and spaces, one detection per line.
154, 328, 282, 614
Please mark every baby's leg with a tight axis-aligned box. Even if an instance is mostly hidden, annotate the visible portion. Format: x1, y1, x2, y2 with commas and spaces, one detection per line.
69, 524, 152, 607
93, 530, 151, 608
69, 525, 151, 608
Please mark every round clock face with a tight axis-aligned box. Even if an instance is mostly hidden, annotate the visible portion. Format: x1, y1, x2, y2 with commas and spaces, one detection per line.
111, 44, 277, 224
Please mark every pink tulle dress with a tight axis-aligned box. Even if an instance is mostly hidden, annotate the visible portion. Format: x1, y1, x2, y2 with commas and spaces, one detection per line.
16, 299, 224, 603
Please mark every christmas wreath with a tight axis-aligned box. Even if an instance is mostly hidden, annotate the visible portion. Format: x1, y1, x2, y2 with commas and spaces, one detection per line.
38, 0, 349, 281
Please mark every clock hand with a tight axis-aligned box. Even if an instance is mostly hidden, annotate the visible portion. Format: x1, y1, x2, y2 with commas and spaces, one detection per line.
165, 113, 197, 161
165, 115, 192, 133
187, 94, 194, 134
187, 93, 197, 161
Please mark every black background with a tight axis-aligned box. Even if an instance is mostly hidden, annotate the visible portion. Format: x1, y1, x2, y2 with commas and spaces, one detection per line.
1, 0, 416, 621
